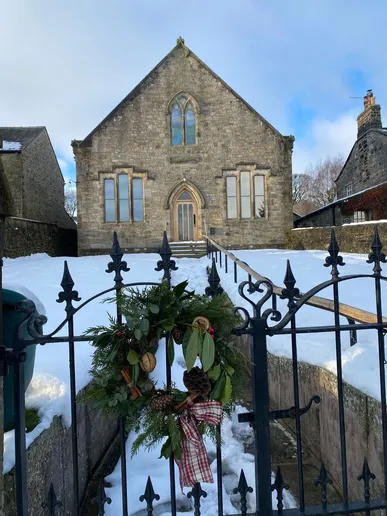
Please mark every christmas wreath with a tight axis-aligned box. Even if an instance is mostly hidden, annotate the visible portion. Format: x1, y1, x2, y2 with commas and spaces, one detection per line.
84, 280, 249, 487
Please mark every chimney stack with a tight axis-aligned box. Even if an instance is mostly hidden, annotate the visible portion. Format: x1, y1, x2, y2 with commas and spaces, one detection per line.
357, 89, 382, 138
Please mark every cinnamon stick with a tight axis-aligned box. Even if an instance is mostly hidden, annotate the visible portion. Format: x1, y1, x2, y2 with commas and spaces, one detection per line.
121, 368, 142, 399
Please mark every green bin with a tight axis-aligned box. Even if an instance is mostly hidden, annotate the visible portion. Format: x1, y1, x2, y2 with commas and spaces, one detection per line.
2, 289, 38, 432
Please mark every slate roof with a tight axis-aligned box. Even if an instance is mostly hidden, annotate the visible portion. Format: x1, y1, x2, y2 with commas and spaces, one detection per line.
0, 127, 45, 152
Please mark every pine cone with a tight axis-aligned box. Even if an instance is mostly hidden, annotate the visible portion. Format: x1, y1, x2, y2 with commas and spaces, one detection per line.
172, 327, 184, 344
115, 348, 127, 365
150, 394, 174, 412
183, 367, 211, 396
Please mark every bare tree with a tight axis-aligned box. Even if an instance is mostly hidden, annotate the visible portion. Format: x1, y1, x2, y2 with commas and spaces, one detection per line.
304, 155, 345, 207
64, 188, 77, 218
292, 173, 313, 204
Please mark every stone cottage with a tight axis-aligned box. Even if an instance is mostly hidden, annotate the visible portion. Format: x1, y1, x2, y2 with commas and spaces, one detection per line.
72, 38, 294, 255
295, 90, 387, 228
0, 127, 77, 256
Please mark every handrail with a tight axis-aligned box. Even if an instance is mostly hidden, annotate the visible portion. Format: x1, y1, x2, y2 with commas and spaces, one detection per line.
204, 235, 387, 326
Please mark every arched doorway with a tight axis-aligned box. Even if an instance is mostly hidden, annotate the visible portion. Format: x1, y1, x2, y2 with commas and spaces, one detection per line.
172, 190, 198, 242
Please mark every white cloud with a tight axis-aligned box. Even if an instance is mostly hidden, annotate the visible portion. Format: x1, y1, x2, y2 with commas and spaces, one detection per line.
293, 112, 358, 173
57, 158, 68, 173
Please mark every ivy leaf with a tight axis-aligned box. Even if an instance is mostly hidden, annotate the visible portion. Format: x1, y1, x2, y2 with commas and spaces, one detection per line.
210, 371, 226, 400
132, 363, 140, 386
221, 374, 232, 405
208, 363, 221, 381
149, 304, 160, 314
185, 330, 200, 371
159, 438, 172, 459
139, 319, 150, 335
127, 350, 140, 365
201, 332, 215, 372
168, 334, 175, 366
134, 328, 142, 341
173, 281, 189, 299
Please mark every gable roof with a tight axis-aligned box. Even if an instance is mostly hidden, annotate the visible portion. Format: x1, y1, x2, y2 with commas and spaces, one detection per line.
78, 39, 285, 145
0, 127, 45, 152
335, 128, 387, 183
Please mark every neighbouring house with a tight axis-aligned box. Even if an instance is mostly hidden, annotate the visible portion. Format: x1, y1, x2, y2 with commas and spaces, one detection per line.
72, 37, 294, 256
295, 90, 387, 228
293, 200, 319, 222
0, 127, 77, 257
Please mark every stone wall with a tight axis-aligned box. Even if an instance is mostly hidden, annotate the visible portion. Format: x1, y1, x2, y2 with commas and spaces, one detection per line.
268, 354, 384, 502
74, 43, 293, 255
286, 221, 387, 253
336, 130, 387, 200
4, 217, 77, 258
4, 387, 120, 515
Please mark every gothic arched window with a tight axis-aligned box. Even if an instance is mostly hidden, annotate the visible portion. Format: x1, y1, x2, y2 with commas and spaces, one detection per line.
169, 94, 197, 146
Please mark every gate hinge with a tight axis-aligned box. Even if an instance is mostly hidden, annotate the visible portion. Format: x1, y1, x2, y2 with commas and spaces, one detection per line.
0, 347, 13, 376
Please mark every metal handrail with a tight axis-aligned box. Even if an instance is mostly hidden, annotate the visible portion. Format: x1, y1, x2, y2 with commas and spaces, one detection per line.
204, 235, 387, 327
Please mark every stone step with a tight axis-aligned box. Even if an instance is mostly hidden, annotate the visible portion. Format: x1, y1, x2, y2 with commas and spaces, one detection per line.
168, 241, 207, 258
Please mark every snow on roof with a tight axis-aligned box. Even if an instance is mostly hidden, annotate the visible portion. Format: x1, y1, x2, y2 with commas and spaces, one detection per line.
1, 140, 22, 151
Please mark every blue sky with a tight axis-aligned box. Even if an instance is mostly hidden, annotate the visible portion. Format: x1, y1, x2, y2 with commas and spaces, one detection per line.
1, 0, 386, 184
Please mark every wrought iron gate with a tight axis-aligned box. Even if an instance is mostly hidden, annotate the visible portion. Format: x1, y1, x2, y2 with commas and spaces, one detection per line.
1, 228, 387, 515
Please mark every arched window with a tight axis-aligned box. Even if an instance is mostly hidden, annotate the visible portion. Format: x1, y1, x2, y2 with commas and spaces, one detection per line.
169, 94, 197, 146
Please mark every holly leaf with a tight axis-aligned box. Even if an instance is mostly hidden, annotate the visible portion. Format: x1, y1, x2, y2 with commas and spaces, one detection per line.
94, 332, 112, 348
208, 363, 221, 381
149, 304, 160, 314
185, 330, 200, 371
159, 438, 172, 459
221, 374, 232, 404
182, 329, 192, 357
134, 328, 142, 341
201, 332, 215, 372
174, 441, 183, 461
210, 372, 226, 400
168, 334, 175, 366
139, 319, 150, 335
127, 350, 140, 365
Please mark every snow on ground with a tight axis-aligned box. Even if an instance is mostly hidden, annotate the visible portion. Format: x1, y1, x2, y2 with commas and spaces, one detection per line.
3, 247, 384, 513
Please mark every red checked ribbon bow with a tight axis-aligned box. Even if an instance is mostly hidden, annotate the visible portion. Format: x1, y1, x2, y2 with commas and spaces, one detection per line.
176, 401, 223, 489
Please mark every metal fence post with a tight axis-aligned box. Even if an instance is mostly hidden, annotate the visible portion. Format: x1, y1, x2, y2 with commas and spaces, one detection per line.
251, 316, 272, 516
0, 214, 5, 516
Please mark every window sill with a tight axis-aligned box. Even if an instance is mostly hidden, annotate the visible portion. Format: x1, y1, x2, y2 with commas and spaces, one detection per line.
226, 217, 268, 222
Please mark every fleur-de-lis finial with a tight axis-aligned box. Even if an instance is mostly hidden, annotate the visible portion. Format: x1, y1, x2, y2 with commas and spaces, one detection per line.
205, 257, 224, 298
233, 469, 253, 516
357, 457, 375, 503
42, 483, 62, 515
155, 231, 178, 284
106, 232, 130, 289
280, 260, 300, 308
92, 479, 112, 515
324, 228, 345, 278
271, 467, 289, 513
139, 476, 160, 514
187, 483, 207, 516
367, 226, 386, 275
314, 463, 332, 510
56, 261, 81, 315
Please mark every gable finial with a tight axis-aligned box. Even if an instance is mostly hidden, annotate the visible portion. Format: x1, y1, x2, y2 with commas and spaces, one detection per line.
177, 36, 185, 45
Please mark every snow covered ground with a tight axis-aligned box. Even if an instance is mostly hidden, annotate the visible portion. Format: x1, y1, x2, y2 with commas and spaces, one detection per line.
2, 247, 385, 514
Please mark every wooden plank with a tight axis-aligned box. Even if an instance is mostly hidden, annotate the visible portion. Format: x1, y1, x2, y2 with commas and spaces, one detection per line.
205, 236, 386, 325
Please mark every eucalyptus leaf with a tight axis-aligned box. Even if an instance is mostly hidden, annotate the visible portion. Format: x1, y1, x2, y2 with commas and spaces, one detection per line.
127, 349, 140, 365
149, 304, 160, 314
134, 328, 142, 341
168, 334, 175, 366
221, 374, 232, 405
126, 319, 135, 329
139, 319, 150, 334
201, 332, 215, 372
185, 330, 200, 371
208, 363, 221, 381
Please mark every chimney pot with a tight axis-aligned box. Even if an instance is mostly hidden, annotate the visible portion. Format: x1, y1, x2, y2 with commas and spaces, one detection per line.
357, 90, 382, 138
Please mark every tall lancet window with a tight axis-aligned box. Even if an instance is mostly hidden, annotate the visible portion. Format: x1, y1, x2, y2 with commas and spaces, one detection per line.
170, 93, 197, 146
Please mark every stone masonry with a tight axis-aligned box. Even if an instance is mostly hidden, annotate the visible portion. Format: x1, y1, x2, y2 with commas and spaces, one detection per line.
73, 39, 294, 255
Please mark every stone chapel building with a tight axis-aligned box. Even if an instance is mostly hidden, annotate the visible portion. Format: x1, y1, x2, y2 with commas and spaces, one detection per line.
72, 38, 294, 256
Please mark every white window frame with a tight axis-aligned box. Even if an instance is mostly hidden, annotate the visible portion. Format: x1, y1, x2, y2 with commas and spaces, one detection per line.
225, 168, 268, 220
346, 184, 353, 196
